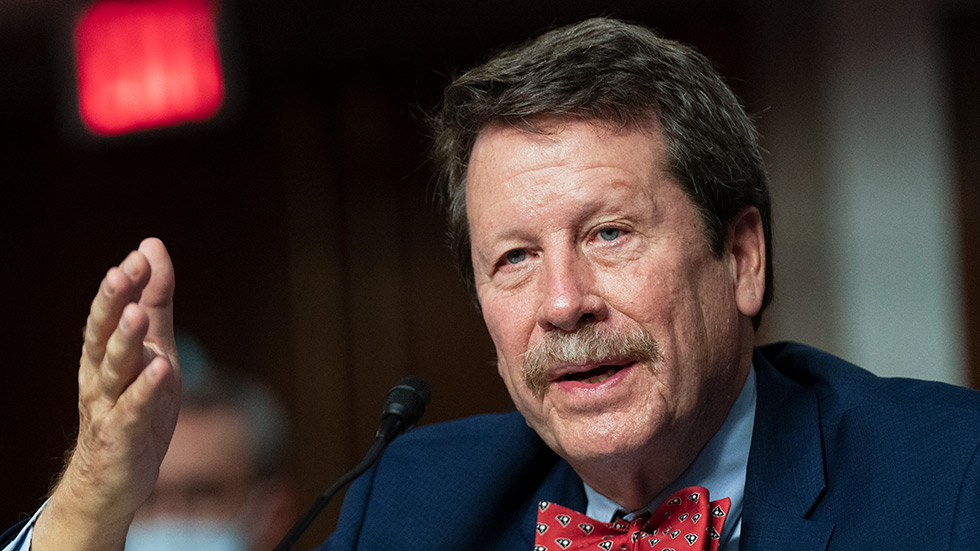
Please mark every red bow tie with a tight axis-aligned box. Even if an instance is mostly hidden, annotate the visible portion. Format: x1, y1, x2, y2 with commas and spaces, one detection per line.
534, 486, 730, 550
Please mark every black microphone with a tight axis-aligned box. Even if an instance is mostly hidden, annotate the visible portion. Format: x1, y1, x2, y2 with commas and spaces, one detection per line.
274, 376, 431, 551
376, 376, 431, 442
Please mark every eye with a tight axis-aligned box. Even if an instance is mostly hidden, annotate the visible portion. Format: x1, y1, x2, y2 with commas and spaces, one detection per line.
597, 228, 621, 241
504, 249, 527, 264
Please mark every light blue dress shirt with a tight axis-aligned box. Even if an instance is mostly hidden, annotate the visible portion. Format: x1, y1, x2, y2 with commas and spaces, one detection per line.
2, 502, 42, 551
583, 365, 757, 551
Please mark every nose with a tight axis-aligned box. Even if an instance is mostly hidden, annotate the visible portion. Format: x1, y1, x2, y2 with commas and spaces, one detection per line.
537, 249, 607, 332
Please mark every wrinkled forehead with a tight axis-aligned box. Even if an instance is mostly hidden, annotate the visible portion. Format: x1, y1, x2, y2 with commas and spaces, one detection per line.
466, 116, 666, 188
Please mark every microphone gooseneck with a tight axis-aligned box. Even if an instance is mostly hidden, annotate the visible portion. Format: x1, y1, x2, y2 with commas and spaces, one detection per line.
274, 376, 431, 551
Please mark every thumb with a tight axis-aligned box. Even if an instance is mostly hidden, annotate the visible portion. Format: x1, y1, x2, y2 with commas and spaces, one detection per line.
137, 237, 176, 357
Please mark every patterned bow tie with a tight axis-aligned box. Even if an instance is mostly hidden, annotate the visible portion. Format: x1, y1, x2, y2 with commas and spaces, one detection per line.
534, 486, 730, 551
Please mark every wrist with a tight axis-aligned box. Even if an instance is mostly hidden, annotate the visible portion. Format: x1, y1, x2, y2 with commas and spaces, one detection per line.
31, 469, 135, 551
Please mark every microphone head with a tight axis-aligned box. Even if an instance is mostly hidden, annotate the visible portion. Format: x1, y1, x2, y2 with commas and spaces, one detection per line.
382, 376, 431, 428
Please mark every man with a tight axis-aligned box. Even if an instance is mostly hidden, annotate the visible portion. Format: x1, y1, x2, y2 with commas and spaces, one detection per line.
316, 17, 980, 549
4, 16, 980, 551
125, 368, 296, 551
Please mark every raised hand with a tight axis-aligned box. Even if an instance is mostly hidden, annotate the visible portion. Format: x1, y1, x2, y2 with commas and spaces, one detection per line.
32, 238, 181, 551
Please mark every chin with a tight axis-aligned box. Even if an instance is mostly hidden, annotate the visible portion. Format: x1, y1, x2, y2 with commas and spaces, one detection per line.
542, 410, 658, 465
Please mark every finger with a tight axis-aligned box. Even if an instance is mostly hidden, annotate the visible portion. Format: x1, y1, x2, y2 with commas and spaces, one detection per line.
118, 354, 180, 449
136, 238, 177, 362
100, 302, 151, 400
82, 251, 151, 362
137, 238, 175, 311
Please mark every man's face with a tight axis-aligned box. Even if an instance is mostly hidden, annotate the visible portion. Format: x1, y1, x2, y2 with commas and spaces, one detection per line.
133, 407, 294, 551
466, 118, 760, 479
140, 407, 255, 521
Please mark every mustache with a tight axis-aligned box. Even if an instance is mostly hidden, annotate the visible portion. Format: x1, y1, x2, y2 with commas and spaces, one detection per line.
521, 322, 662, 398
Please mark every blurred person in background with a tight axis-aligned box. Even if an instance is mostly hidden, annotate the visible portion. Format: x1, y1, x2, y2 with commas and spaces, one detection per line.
123, 332, 296, 551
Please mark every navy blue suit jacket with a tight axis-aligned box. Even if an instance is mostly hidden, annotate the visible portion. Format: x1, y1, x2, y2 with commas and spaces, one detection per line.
3, 343, 978, 549
319, 343, 980, 550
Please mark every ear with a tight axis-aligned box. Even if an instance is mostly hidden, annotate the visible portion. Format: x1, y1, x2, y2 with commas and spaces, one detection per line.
728, 206, 766, 319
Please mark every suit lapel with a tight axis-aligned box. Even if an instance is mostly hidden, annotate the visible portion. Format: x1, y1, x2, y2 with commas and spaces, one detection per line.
741, 346, 834, 550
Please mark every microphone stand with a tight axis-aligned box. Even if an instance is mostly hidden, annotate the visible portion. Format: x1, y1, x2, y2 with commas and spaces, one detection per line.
273, 377, 429, 550
273, 436, 388, 551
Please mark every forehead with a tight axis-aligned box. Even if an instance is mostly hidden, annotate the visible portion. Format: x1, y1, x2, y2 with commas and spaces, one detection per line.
465, 118, 670, 212
468, 118, 663, 178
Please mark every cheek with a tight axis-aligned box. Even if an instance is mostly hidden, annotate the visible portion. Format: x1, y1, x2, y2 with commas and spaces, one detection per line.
481, 298, 528, 385
493, 340, 515, 385
482, 303, 513, 361
481, 289, 538, 348
692, 262, 739, 333
600, 260, 677, 323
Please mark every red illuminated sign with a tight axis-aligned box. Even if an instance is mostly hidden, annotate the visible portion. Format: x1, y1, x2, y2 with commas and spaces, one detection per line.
74, 0, 225, 136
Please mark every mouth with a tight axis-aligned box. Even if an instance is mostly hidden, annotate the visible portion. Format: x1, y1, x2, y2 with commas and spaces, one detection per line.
557, 364, 627, 385
521, 324, 662, 399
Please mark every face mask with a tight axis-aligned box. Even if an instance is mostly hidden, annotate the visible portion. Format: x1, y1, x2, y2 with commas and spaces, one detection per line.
125, 518, 248, 551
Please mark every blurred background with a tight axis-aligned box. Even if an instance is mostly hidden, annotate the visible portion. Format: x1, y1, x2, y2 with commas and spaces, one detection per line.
2, 0, 978, 547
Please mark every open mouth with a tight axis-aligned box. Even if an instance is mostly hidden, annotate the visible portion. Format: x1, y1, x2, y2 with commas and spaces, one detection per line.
559, 364, 627, 385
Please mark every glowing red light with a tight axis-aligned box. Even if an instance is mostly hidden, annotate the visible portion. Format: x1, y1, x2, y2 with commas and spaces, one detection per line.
74, 0, 225, 136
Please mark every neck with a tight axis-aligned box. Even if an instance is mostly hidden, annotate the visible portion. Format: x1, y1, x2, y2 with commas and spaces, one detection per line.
572, 365, 751, 511
570, 425, 710, 511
